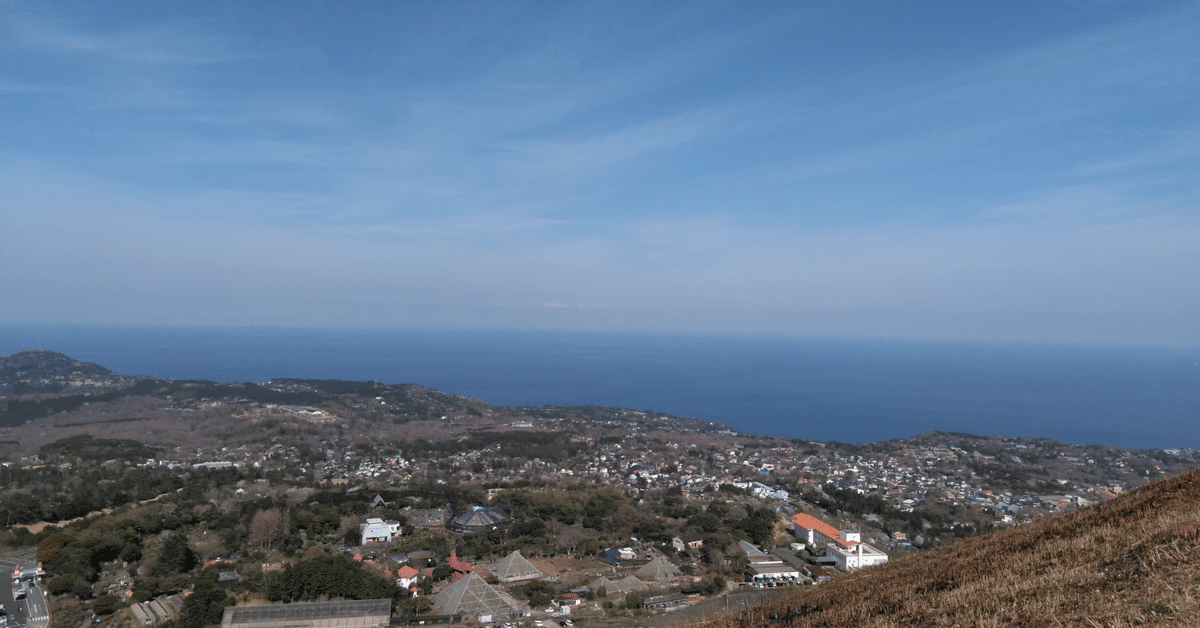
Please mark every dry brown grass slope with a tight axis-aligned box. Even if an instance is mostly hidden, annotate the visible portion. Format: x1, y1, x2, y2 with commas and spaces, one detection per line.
703, 468, 1200, 628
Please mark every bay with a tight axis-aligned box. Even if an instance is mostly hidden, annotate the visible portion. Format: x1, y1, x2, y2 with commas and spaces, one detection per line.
2, 324, 1196, 450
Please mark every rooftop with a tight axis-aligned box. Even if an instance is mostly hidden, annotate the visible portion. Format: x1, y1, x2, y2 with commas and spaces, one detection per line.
221, 600, 392, 628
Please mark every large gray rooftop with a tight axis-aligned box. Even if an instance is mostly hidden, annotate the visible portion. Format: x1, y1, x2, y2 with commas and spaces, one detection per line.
221, 600, 391, 628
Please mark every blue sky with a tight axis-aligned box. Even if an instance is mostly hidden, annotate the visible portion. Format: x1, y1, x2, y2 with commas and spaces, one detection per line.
2, 1, 1198, 344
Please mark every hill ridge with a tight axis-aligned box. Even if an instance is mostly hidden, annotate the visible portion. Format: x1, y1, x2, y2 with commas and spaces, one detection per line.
0, 350, 131, 395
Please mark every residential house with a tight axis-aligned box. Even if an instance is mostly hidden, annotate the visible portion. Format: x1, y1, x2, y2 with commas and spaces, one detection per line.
396, 565, 419, 593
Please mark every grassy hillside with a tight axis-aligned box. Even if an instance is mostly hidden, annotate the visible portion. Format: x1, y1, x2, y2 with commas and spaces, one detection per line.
705, 467, 1200, 627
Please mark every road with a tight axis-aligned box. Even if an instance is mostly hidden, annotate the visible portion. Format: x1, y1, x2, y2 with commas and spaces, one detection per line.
0, 550, 49, 628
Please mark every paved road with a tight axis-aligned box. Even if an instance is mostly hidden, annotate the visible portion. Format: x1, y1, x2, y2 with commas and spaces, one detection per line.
0, 550, 48, 628
22, 583, 47, 628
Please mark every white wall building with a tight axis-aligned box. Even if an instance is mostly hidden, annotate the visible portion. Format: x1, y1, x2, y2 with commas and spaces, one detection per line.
360, 518, 402, 543
827, 541, 888, 571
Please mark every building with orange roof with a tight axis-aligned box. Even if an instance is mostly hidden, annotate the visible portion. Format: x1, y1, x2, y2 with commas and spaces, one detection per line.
396, 565, 419, 591
792, 512, 862, 549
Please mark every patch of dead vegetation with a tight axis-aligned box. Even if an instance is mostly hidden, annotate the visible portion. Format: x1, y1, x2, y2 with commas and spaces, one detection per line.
700, 468, 1200, 628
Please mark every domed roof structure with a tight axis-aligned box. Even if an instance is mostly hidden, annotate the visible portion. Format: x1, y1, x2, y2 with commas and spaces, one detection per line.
447, 507, 512, 533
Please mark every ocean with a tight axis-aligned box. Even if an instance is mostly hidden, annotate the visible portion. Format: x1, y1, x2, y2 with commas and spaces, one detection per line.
2, 324, 1197, 450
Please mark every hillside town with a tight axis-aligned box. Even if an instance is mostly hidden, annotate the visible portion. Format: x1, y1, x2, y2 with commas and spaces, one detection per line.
84, 402, 1196, 533
5, 406, 1196, 626
0, 356, 1196, 628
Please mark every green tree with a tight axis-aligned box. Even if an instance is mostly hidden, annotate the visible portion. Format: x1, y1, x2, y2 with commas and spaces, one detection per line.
523, 580, 553, 608
91, 594, 123, 616
431, 564, 453, 582
119, 543, 142, 564
687, 512, 722, 533
699, 575, 726, 596
266, 554, 394, 602
511, 518, 547, 538
179, 570, 230, 628
154, 532, 196, 576
395, 597, 433, 617
734, 508, 778, 547
634, 518, 671, 544
582, 492, 622, 532
294, 505, 340, 538
69, 580, 93, 600
46, 575, 74, 596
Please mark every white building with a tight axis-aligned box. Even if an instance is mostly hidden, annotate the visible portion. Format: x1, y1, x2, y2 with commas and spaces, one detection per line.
827, 541, 888, 571
746, 554, 800, 581
792, 513, 843, 547
748, 482, 772, 498
360, 518, 402, 543
396, 565, 420, 591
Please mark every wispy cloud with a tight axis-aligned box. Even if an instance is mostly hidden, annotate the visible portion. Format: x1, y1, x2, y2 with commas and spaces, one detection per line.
498, 107, 735, 180
1, 2, 1196, 343
4, 154, 1197, 342
0, 80, 70, 93
6, 8, 260, 66
735, 3, 1200, 204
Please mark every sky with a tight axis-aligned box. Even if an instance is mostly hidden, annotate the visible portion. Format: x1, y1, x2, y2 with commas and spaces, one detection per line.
2, 1, 1198, 345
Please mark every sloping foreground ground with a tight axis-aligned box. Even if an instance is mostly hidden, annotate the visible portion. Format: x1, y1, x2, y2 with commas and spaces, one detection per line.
704, 468, 1200, 627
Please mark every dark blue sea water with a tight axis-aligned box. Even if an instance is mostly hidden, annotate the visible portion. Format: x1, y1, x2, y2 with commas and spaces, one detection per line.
2, 324, 1197, 450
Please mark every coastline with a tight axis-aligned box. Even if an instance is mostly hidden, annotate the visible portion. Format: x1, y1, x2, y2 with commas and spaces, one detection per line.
2, 324, 1197, 449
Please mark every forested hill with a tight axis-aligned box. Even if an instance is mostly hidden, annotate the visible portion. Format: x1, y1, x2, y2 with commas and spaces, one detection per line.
0, 351, 569, 417
0, 350, 132, 396
0, 354, 491, 429
0, 351, 724, 445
